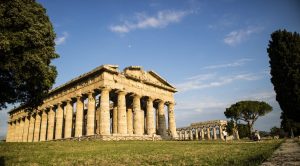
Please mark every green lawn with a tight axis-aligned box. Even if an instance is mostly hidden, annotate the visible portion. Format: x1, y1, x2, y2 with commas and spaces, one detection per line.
0, 140, 282, 166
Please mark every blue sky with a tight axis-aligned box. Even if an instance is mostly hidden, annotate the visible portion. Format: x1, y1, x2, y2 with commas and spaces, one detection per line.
1, 0, 300, 137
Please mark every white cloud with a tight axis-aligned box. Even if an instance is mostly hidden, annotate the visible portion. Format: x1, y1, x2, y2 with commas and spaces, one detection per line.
244, 91, 276, 102
224, 27, 263, 46
176, 72, 261, 92
176, 99, 228, 113
55, 32, 69, 45
202, 58, 252, 70
110, 10, 191, 34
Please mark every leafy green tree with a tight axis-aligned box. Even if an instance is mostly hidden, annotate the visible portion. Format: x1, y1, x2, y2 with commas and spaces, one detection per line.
237, 123, 250, 138
267, 29, 300, 136
0, 0, 58, 110
224, 101, 272, 137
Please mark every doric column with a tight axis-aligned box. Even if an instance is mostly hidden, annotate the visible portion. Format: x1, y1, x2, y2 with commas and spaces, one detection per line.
190, 130, 193, 140
133, 94, 143, 135
22, 116, 30, 142
127, 108, 133, 134
117, 91, 127, 134
184, 130, 187, 140
219, 126, 224, 140
75, 96, 84, 137
112, 105, 118, 134
87, 92, 96, 136
64, 100, 73, 138
213, 127, 217, 140
146, 97, 155, 135
6, 122, 12, 142
11, 121, 16, 142
55, 103, 64, 139
195, 128, 199, 140
201, 128, 205, 140
18, 118, 25, 142
178, 131, 182, 140
156, 109, 158, 133
33, 113, 41, 142
167, 102, 178, 138
100, 88, 110, 135
39, 110, 48, 141
207, 128, 211, 140
157, 100, 167, 137
14, 120, 20, 142
47, 106, 55, 140
27, 115, 35, 142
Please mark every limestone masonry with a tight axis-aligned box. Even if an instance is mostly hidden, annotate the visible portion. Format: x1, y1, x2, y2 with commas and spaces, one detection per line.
177, 120, 227, 140
6, 65, 178, 142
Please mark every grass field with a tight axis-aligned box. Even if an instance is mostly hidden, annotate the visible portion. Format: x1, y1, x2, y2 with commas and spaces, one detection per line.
0, 140, 282, 166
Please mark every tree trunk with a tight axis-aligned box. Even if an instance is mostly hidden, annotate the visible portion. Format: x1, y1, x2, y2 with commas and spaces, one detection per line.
247, 121, 253, 138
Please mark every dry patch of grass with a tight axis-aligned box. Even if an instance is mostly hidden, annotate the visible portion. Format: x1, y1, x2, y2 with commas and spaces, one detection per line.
0, 140, 282, 166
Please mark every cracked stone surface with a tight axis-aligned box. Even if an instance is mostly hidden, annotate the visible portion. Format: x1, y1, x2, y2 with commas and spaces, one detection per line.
261, 139, 300, 166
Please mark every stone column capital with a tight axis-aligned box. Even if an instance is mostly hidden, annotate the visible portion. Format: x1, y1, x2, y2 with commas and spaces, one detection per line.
99, 86, 111, 91
147, 96, 154, 102
56, 102, 63, 107
116, 90, 126, 95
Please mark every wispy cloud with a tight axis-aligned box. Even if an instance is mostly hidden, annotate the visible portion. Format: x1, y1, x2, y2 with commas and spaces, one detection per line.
224, 26, 263, 46
55, 32, 69, 45
110, 10, 192, 34
176, 99, 227, 113
202, 58, 252, 70
176, 72, 261, 92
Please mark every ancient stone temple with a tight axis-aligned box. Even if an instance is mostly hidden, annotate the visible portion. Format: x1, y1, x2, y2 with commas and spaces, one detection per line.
6, 65, 178, 142
177, 120, 227, 141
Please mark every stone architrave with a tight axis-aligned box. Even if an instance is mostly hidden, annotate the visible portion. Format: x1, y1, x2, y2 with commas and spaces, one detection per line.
47, 106, 55, 140
64, 100, 73, 138
146, 97, 155, 135
39, 110, 48, 141
127, 108, 133, 134
27, 115, 35, 142
87, 92, 96, 136
117, 91, 127, 134
75, 96, 84, 137
55, 103, 64, 139
157, 100, 167, 137
100, 88, 110, 135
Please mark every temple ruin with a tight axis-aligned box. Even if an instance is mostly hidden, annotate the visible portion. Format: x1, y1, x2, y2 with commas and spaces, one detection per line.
177, 120, 227, 140
6, 65, 178, 142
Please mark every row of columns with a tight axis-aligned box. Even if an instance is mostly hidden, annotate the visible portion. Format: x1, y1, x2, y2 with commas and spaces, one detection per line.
6, 88, 178, 142
177, 126, 224, 141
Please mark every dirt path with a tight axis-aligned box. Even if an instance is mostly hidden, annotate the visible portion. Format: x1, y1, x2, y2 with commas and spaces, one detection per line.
261, 139, 300, 166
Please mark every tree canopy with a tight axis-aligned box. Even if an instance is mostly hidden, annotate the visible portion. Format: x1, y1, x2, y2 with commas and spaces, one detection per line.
0, 0, 58, 110
224, 100, 272, 137
267, 29, 300, 135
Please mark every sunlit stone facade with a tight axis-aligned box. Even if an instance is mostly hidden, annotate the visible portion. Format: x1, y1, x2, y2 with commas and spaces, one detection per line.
6, 65, 178, 142
177, 120, 227, 140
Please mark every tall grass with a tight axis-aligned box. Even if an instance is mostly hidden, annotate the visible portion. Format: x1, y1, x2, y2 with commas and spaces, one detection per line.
0, 140, 282, 166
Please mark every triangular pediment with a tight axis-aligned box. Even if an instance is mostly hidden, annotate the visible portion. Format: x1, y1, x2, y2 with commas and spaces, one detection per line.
123, 66, 176, 91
